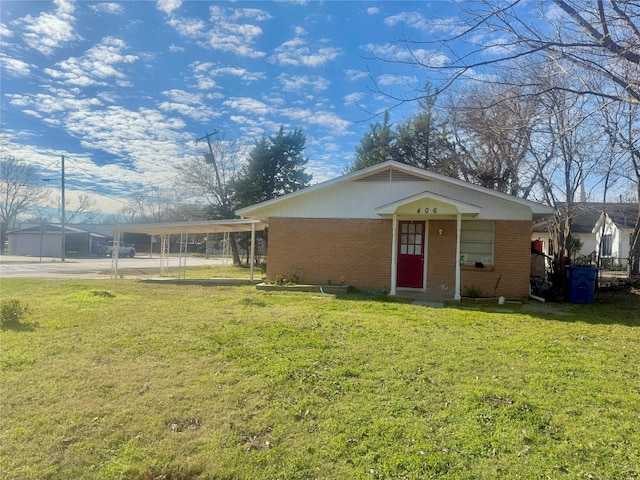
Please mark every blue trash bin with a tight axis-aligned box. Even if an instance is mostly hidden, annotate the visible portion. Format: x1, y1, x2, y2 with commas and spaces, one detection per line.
566, 266, 598, 304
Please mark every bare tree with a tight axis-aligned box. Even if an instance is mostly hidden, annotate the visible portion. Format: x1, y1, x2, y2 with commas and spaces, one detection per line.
386, 1, 640, 105
50, 193, 102, 224
121, 189, 188, 223
0, 156, 48, 248
598, 99, 640, 275
177, 135, 247, 215
536, 84, 609, 262
176, 134, 245, 264
446, 82, 542, 196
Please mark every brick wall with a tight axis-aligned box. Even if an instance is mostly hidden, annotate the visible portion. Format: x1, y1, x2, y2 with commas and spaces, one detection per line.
267, 217, 393, 290
267, 217, 532, 299
426, 220, 533, 299
426, 219, 457, 293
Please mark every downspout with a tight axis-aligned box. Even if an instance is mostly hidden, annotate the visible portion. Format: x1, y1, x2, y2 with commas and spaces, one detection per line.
454, 213, 461, 300
390, 214, 398, 295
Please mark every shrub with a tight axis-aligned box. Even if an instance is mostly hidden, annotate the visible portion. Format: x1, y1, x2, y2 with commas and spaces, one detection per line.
462, 284, 488, 298
1, 299, 31, 325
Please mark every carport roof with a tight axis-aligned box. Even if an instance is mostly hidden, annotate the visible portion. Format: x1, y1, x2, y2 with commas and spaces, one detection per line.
112, 219, 267, 235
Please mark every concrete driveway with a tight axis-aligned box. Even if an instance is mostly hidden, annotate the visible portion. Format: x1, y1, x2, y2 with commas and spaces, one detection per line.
0, 255, 231, 279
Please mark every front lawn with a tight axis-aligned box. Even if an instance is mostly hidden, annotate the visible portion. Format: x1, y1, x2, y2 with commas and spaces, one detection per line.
1, 280, 638, 479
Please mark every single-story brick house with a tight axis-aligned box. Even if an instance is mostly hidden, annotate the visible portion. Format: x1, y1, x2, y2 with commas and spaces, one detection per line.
237, 161, 555, 300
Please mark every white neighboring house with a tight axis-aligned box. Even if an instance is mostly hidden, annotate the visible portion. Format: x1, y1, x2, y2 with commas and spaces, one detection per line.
533, 202, 638, 266
593, 207, 637, 267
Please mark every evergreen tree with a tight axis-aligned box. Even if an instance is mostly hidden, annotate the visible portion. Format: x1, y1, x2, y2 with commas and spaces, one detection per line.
392, 96, 456, 177
348, 111, 395, 172
234, 126, 312, 207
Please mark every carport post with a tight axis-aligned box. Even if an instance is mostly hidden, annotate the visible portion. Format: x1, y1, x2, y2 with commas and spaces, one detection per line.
454, 213, 461, 300
111, 229, 121, 279
249, 222, 256, 281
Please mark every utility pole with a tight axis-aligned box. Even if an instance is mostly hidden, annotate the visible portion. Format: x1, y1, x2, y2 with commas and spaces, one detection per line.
61, 155, 66, 262
195, 130, 221, 191
194, 129, 241, 266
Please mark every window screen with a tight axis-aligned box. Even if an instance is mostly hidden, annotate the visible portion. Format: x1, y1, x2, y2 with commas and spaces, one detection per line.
460, 221, 494, 265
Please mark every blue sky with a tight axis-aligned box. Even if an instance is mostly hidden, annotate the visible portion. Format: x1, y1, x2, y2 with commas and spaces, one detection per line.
1, 0, 466, 214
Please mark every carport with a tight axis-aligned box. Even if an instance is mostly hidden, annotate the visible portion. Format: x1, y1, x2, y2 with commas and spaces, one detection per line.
110, 219, 267, 280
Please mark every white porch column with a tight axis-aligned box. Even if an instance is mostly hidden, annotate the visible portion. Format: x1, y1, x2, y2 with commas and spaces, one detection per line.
390, 214, 398, 295
454, 213, 462, 300
249, 222, 256, 281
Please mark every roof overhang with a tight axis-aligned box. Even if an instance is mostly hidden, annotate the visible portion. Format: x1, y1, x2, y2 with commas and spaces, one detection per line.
375, 191, 482, 218
112, 219, 267, 235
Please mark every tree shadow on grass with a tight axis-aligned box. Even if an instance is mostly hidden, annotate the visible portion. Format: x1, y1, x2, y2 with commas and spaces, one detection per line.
468, 291, 640, 327
1, 321, 39, 332
335, 289, 640, 328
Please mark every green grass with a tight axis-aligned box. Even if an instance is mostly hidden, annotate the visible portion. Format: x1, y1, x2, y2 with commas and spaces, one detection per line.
1, 280, 639, 479
113, 263, 253, 280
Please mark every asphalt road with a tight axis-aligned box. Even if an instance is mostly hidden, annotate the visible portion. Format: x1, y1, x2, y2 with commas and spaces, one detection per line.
0, 255, 230, 279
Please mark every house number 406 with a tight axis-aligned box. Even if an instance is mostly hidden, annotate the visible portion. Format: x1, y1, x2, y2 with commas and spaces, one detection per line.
416, 207, 438, 214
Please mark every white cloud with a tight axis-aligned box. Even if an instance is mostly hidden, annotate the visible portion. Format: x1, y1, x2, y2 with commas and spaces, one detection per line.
0, 23, 14, 38
211, 67, 264, 82
89, 3, 124, 14
343, 92, 364, 105
157, 0, 182, 15
158, 101, 217, 122
206, 6, 270, 58
363, 42, 449, 67
367, 7, 380, 15
376, 74, 417, 86
157, 90, 218, 121
43, 36, 138, 88
162, 89, 203, 105
231, 8, 272, 22
271, 36, 342, 67
193, 76, 217, 90
18, 0, 81, 55
384, 11, 429, 30
209, 24, 265, 58
164, 6, 270, 58
280, 107, 351, 133
384, 11, 465, 37
167, 16, 206, 38
7, 90, 103, 116
189, 62, 265, 90
223, 97, 270, 116
65, 105, 189, 170
278, 74, 330, 92
7, 89, 192, 188
1, 54, 32, 76
344, 69, 369, 81
168, 44, 185, 53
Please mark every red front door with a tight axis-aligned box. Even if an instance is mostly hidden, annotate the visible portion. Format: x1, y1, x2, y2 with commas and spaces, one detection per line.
397, 221, 425, 288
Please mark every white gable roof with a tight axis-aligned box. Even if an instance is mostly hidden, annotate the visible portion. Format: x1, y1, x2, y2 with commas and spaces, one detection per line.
237, 161, 555, 221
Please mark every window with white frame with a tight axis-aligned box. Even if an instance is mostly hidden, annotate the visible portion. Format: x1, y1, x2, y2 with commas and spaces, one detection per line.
601, 233, 612, 257
460, 220, 494, 265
